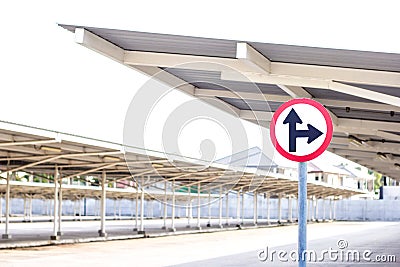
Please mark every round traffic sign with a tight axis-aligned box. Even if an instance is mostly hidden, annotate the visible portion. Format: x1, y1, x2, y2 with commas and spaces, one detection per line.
270, 98, 333, 162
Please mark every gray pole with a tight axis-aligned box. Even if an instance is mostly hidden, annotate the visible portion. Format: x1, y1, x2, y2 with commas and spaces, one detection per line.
170, 179, 176, 232
196, 183, 201, 230
298, 162, 307, 267
236, 190, 240, 226
266, 193, 270, 225
186, 188, 191, 228
225, 191, 230, 226
139, 176, 145, 234
51, 166, 59, 240
57, 179, 62, 236
278, 194, 282, 224
0, 193, 2, 224
288, 196, 293, 223
99, 170, 107, 237
2, 171, 11, 239
241, 191, 245, 225
134, 188, 139, 231
207, 190, 211, 227
253, 192, 257, 226
162, 180, 167, 230
218, 186, 223, 228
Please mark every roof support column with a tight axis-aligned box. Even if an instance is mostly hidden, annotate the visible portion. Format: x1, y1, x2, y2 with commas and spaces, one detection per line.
118, 198, 122, 219
225, 191, 230, 226
98, 170, 107, 237
57, 179, 63, 236
241, 191, 245, 226
28, 195, 33, 223
0, 193, 2, 224
186, 188, 191, 228
2, 171, 11, 239
207, 190, 211, 227
322, 198, 326, 222
278, 194, 282, 224
134, 187, 139, 231
196, 184, 201, 230
307, 198, 312, 222
236, 190, 240, 227
288, 196, 293, 223
113, 198, 117, 219
50, 166, 59, 240
315, 198, 319, 222
329, 198, 333, 221
169, 179, 176, 232
218, 186, 223, 228
130, 198, 134, 218
266, 193, 270, 225
78, 197, 82, 221
23, 196, 27, 222
333, 199, 337, 221
161, 180, 167, 230
138, 176, 145, 234
253, 192, 258, 226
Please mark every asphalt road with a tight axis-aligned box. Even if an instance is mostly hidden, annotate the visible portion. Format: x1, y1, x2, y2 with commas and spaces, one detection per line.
0, 221, 398, 267
172, 222, 400, 267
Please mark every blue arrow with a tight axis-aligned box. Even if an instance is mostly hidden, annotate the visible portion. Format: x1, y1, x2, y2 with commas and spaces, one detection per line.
283, 108, 323, 152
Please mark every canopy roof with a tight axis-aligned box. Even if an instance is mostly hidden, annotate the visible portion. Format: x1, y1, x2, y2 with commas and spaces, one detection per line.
59, 24, 400, 181
0, 120, 362, 198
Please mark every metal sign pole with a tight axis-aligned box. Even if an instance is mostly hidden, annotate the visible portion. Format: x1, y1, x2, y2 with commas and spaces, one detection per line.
298, 161, 307, 267
270, 98, 332, 267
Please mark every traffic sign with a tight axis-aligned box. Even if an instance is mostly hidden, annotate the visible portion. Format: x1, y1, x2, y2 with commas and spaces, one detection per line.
270, 98, 333, 162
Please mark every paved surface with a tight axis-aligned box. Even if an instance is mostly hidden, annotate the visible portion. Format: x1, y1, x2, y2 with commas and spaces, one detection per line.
0, 217, 281, 248
0, 221, 398, 267
173, 222, 400, 267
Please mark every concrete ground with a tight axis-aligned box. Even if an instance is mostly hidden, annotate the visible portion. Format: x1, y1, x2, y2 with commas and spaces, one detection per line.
0, 221, 398, 267
0, 217, 280, 248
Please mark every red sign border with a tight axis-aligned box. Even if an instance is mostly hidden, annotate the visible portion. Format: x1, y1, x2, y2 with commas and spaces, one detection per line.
270, 98, 333, 162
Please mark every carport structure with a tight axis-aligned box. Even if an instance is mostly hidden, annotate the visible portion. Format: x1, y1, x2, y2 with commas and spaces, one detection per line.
59, 24, 400, 181
0, 115, 361, 241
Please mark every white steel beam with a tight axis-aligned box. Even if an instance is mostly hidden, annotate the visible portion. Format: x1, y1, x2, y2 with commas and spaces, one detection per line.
0, 139, 58, 147
271, 62, 400, 88
62, 162, 122, 180
75, 28, 124, 63
0, 151, 122, 174
236, 43, 271, 74
222, 71, 400, 107
277, 85, 311, 98
194, 88, 400, 112
122, 50, 400, 89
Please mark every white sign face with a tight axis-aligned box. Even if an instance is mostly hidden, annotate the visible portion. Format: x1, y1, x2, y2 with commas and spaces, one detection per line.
270, 98, 333, 162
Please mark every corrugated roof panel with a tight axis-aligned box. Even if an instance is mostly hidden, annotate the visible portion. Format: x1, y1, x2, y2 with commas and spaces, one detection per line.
66, 25, 237, 58
329, 107, 400, 122
60, 24, 400, 73
218, 97, 282, 112
164, 68, 288, 95
304, 87, 377, 103
250, 42, 400, 72
340, 82, 400, 98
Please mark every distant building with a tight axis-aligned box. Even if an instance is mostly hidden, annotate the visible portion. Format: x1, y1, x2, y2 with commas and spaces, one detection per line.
216, 146, 297, 178
307, 161, 375, 194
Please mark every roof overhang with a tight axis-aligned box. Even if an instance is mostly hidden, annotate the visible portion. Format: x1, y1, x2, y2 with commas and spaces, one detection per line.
59, 24, 400, 180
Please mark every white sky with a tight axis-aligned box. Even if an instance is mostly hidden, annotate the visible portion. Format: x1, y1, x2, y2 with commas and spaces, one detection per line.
1, 0, 398, 171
